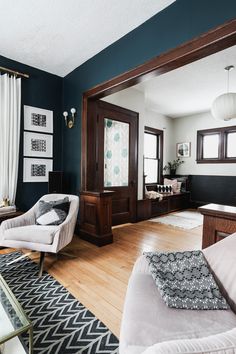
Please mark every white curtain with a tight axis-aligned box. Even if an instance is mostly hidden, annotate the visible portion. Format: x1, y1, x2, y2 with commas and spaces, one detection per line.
0, 74, 21, 205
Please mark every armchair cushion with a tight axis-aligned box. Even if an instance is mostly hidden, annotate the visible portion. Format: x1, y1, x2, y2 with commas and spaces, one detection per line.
36, 197, 70, 226
3, 225, 58, 245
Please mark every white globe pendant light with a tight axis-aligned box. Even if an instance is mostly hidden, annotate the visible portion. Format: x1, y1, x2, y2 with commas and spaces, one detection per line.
211, 65, 236, 121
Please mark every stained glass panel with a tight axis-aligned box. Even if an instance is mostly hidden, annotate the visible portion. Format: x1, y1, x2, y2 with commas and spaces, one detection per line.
104, 118, 129, 187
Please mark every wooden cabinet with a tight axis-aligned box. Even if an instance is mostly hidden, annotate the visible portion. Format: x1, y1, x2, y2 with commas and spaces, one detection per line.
137, 192, 190, 221
199, 203, 236, 248
151, 199, 168, 216
79, 191, 114, 246
137, 199, 151, 221
169, 193, 189, 212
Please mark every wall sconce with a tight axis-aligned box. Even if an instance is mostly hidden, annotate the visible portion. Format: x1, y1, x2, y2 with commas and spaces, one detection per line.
63, 108, 76, 128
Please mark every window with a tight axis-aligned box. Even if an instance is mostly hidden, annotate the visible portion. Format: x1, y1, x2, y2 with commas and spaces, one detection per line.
197, 126, 236, 163
227, 132, 236, 158
202, 134, 220, 159
144, 127, 163, 184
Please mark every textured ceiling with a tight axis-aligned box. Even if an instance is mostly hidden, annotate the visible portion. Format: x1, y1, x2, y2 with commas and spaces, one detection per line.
0, 0, 175, 77
135, 45, 236, 118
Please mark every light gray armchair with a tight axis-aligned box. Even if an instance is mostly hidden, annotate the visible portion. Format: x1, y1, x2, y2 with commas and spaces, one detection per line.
0, 194, 79, 276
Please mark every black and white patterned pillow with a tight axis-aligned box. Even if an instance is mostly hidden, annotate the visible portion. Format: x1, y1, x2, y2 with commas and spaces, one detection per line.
157, 184, 172, 193
36, 197, 70, 226
145, 250, 229, 310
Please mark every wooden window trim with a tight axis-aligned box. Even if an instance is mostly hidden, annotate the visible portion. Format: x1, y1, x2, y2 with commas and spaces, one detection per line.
144, 126, 163, 185
197, 125, 236, 163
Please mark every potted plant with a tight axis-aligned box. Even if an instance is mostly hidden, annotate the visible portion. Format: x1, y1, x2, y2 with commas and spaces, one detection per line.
163, 158, 184, 176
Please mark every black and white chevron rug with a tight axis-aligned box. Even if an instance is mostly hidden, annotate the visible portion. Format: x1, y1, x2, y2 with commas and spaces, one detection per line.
0, 252, 119, 354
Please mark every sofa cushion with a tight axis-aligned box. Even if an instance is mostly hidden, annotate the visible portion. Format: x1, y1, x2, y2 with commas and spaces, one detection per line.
3, 225, 57, 245
203, 233, 236, 314
119, 256, 236, 354
143, 327, 236, 354
164, 178, 178, 193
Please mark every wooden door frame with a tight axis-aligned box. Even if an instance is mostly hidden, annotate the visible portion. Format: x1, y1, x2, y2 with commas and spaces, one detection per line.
82, 19, 236, 191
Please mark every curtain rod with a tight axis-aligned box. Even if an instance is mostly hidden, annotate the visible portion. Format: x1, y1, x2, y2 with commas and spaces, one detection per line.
0, 66, 29, 78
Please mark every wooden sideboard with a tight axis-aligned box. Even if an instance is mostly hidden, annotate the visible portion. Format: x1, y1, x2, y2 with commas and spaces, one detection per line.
199, 203, 236, 249
79, 191, 114, 246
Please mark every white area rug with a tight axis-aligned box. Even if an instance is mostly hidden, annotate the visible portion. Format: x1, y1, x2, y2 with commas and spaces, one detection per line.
150, 210, 203, 229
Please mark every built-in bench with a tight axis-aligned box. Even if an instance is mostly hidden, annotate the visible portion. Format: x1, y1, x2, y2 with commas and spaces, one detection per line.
137, 175, 190, 221
137, 192, 190, 221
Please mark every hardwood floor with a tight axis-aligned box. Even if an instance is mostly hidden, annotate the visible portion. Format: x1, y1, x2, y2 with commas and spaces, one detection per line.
0, 219, 202, 338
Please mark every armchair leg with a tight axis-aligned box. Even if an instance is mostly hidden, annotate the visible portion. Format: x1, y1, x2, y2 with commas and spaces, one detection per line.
7, 251, 34, 266
38, 252, 45, 278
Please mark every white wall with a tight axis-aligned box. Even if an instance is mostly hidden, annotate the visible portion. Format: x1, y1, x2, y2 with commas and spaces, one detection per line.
173, 111, 236, 176
103, 88, 175, 199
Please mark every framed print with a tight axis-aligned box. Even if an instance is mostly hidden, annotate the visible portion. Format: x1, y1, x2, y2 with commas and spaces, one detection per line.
24, 105, 53, 133
177, 142, 191, 157
24, 132, 53, 158
23, 158, 53, 182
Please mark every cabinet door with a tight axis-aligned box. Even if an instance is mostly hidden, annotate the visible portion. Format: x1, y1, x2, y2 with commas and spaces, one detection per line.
151, 199, 168, 216
170, 194, 189, 211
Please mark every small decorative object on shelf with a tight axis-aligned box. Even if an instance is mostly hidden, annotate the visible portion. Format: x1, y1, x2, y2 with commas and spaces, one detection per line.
0, 197, 10, 207
163, 158, 184, 176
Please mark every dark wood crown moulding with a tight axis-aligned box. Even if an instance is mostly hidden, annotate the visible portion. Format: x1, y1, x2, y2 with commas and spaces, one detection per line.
81, 18, 236, 191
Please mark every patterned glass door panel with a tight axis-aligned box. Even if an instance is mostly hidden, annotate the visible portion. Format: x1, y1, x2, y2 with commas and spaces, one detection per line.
104, 118, 129, 187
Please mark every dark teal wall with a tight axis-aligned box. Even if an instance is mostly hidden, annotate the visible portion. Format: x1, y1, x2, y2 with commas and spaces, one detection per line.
62, 0, 236, 193
0, 55, 63, 211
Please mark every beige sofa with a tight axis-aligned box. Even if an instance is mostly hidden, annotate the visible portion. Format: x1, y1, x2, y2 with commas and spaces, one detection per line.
120, 233, 236, 354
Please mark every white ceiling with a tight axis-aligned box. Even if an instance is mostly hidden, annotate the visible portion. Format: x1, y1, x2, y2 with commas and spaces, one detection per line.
0, 0, 175, 77
135, 45, 236, 118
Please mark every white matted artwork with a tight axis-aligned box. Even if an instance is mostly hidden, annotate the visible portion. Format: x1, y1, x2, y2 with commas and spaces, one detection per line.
24, 105, 53, 133
177, 142, 191, 157
24, 132, 53, 158
23, 158, 53, 182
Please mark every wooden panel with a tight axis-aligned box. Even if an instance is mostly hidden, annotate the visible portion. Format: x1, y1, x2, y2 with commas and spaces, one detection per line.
137, 199, 151, 221
169, 195, 182, 211
99, 199, 112, 235
151, 199, 168, 216
199, 203, 236, 248
190, 175, 236, 206
169, 194, 189, 211
84, 203, 96, 225
149, 193, 190, 217
112, 198, 129, 214
79, 191, 114, 246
